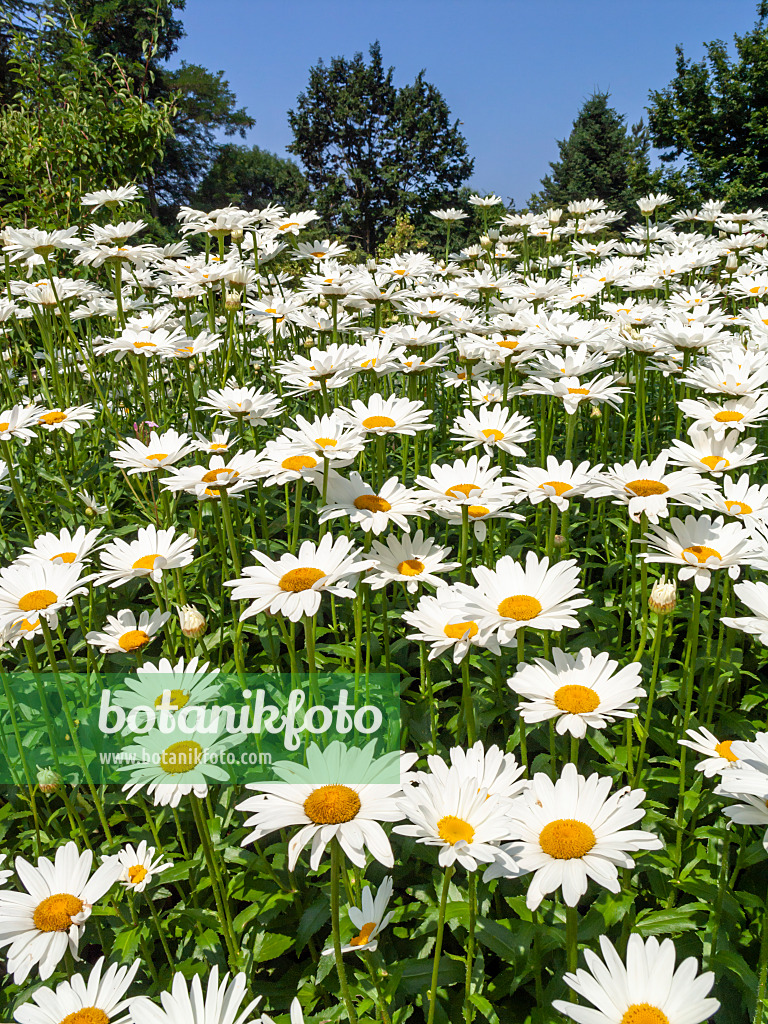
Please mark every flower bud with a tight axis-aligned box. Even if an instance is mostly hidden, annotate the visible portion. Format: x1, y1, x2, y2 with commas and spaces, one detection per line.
230, 228, 244, 244
553, 533, 567, 549
725, 252, 738, 271
37, 767, 61, 793
649, 576, 677, 616
225, 292, 241, 311
589, 406, 602, 419
480, 235, 493, 249
176, 603, 207, 638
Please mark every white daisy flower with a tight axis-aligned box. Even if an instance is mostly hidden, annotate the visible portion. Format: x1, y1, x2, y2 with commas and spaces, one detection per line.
18, 525, 103, 567
237, 740, 417, 870
197, 383, 283, 425
364, 530, 460, 592
553, 933, 719, 1024
508, 648, 645, 738
486, 763, 662, 909
86, 608, 170, 655
0, 403, 43, 444
519, 374, 627, 414
722, 579, 768, 642
506, 456, 599, 512
321, 876, 394, 955
159, 452, 262, 500
678, 392, 768, 439
590, 453, 714, 523
95, 326, 183, 360
104, 841, 172, 894
0, 841, 120, 983
402, 590, 502, 663
706, 472, 768, 527
679, 726, 740, 776
318, 471, 428, 535
277, 412, 367, 465
415, 452, 504, 507
665, 427, 764, 475
15, 955, 141, 1024
340, 393, 434, 436
112, 655, 221, 713
251, 443, 325, 487
110, 429, 194, 474
190, 429, 234, 453
35, 404, 96, 433
0, 558, 92, 631
129, 967, 262, 1024
81, 184, 142, 211
415, 741, 528, 803
450, 405, 535, 455
94, 525, 196, 588
225, 535, 373, 623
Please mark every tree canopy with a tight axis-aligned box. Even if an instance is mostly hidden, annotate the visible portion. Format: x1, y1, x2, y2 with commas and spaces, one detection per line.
194, 144, 310, 212
288, 41, 474, 251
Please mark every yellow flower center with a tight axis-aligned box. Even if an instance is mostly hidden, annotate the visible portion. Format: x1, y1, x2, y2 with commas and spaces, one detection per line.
282, 455, 318, 471
682, 545, 721, 563
210, 443, 228, 450
444, 621, 479, 639
60, 1008, 110, 1024
445, 483, 481, 498
132, 341, 155, 349
51, 552, 77, 563
397, 558, 425, 576
353, 494, 392, 512
310, 251, 326, 258
725, 499, 752, 515
303, 784, 361, 824
119, 629, 151, 652
567, 387, 589, 395
437, 814, 476, 845
132, 553, 160, 571
202, 468, 238, 483
715, 740, 738, 762
160, 740, 203, 774
128, 865, 148, 884
39, 410, 67, 425
362, 415, 396, 429
18, 589, 57, 612
620, 1006, 670, 1024
154, 689, 189, 710
279, 567, 326, 592
554, 685, 600, 714
539, 819, 596, 859
701, 455, 728, 470
145, 453, 168, 462
0, 422, 9, 431
714, 410, 745, 423
481, 428, 505, 441
497, 595, 543, 620
467, 504, 490, 517
349, 922, 377, 947
540, 480, 572, 496
497, 340, 518, 350
314, 437, 338, 448
625, 479, 669, 496
33, 893, 84, 932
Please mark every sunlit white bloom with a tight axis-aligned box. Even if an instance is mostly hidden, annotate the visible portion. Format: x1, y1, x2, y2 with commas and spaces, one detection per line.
591, 454, 714, 523
678, 393, 768, 439
110, 429, 193, 474
94, 525, 196, 587
129, 966, 263, 1024
322, 876, 394, 955
340, 394, 434, 436
197, 383, 283, 425
665, 427, 764, 475
318, 471, 428, 535
450, 405, 535, 455
679, 726, 740, 777
18, 526, 103, 567
402, 590, 501, 663
506, 457, 599, 511
86, 607, 170, 655
105, 841, 172, 893
364, 530, 460, 592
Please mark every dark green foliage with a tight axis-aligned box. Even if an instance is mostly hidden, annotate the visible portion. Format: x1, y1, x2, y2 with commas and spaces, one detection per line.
647, 2, 768, 209
194, 144, 311, 212
531, 91, 657, 214
288, 41, 474, 252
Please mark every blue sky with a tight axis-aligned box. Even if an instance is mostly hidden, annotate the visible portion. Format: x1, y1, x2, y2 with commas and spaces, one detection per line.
174, 0, 760, 207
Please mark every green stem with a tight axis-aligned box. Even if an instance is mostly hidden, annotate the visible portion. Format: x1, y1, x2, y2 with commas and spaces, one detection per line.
331, 839, 359, 1024
427, 864, 455, 1024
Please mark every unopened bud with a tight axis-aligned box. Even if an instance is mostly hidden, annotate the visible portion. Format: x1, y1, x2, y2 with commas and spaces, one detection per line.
649, 576, 677, 616
225, 292, 241, 311
480, 235, 494, 249
231, 228, 244, 244
176, 603, 207, 638
553, 533, 567, 549
318, 296, 329, 309
37, 767, 61, 793
589, 406, 602, 419
725, 252, 738, 271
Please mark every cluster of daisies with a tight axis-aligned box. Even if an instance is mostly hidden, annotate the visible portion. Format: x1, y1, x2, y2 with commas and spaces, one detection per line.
4, 185, 768, 1022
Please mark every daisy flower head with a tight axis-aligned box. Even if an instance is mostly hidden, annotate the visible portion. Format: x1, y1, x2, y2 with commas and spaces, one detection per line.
197, 383, 283, 425
318, 471, 429, 535
15, 956, 141, 1024
107, 841, 172, 893
94, 525, 196, 588
81, 183, 142, 211
450, 405, 535, 455
18, 525, 103, 567
464, 551, 591, 645
415, 452, 504, 507
721, 579, 768, 642
665, 426, 764, 475
422, 741, 528, 803
508, 648, 645, 738
364, 530, 460, 592
280, 412, 367, 465
340, 393, 434, 436
553, 933, 719, 1024
394, 762, 518, 873
431, 483, 522, 541
112, 655, 221, 713
110, 428, 193, 474
225, 534, 374, 623
706, 472, 768, 526
190, 429, 234, 453
35, 403, 96, 434
95, 326, 182, 361
0, 403, 42, 444
520, 374, 627, 414
159, 452, 261, 500
679, 726, 740, 777
402, 589, 501, 663
640, 513, 765, 591
254, 441, 326, 487
506, 456, 599, 512
678, 392, 768, 440
86, 607, 170, 655
322, 876, 394, 955
486, 763, 662, 908
592, 454, 715, 523
129, 967, 263, 1024
0, 558, 92, 632
0, 841, 120, 983
237, 740, 417, 870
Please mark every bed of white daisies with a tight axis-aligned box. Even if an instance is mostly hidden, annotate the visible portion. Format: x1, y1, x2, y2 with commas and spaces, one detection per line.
2, 188, 768, 1023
